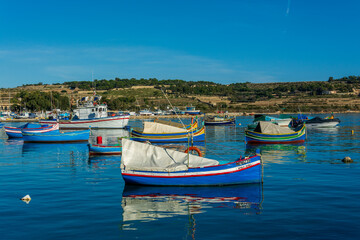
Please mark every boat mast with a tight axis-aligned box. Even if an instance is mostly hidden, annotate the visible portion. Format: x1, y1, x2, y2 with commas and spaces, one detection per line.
8, 91, 10, 112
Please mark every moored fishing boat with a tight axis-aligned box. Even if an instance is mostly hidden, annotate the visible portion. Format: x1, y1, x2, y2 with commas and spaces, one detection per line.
204, 115, 235, 126
291, 114, 341, 128
130, 120, 205, 143
40, 96, 129, 129
245, 121, 306, 144
184, 105, 201, 115
5, 123, 59, 138
120, 139, 262, 186
302, 115, 340, 128
130, 126, 205, 143
88, 143, 122, 155
22, 129, 90, 143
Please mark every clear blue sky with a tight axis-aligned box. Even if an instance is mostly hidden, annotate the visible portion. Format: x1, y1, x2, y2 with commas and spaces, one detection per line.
1, 0, 359, 88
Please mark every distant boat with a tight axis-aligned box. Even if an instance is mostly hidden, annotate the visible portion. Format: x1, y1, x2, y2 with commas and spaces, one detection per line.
40, 96, 129, 129
253, 114, 292, 127
294, 114, 340, 128
184, 105, 201, 115
5, 123, 59, 138
245, 121, 306, 144
88, 144, 122, 155
204, 115, 235, 126
121, 138, 262, 186
22, 129, 90, 143
139, 109, 153, 116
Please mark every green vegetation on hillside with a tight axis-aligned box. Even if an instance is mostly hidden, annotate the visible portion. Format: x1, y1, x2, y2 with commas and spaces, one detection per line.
9, 75, 360, 113
11, 91, 70, 111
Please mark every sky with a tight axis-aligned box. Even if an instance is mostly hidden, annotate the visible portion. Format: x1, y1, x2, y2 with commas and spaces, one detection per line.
0, 0, 360, 88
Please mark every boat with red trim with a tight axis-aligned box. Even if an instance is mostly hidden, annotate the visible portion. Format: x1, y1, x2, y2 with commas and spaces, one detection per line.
40, 95, 129, 129
121, 139, 262, 186
5, 123, 59, 138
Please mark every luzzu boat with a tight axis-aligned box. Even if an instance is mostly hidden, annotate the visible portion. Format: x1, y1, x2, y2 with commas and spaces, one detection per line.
22, 129, 90, 143
245, 121, 306, 144
120, 139, 262, 186
5, 123, 59, 138
130, 120, 205, 143
130, 127, 205, 143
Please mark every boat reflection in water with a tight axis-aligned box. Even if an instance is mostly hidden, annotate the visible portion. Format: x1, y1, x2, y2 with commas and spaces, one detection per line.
245, 143, 307, 163
120, 183, 263, 229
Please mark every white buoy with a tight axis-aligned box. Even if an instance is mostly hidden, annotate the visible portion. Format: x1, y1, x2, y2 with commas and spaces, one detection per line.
21, 194, 31, 204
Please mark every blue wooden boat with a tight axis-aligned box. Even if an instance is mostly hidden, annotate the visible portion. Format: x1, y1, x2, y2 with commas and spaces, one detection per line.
204, 115, 235, 126
88, 143, 122, 155
131, 126, 205, 143
5, 123, 59, 138
184, 105, 201, 115
22, 129, 90, 143
121, 139, 262, 186
245, 121, 306, 144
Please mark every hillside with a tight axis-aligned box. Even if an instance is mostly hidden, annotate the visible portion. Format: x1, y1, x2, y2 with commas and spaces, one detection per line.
1, 76, 360, 113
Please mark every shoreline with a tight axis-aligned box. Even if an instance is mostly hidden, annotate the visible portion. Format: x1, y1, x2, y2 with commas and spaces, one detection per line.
1, 111, 357, 122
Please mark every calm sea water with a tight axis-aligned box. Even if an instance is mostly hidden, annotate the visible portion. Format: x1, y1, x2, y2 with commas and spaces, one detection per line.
1, 114, 359, 239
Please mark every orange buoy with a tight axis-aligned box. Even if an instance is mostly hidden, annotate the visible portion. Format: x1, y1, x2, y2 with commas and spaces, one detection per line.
97, 136, 103, 144
185, 147, 202, 157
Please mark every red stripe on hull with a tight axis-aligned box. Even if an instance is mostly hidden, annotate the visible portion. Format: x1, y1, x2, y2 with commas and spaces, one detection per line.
59, 117, 129, 124
246, 140, 305, 144
122, 162, 260, 178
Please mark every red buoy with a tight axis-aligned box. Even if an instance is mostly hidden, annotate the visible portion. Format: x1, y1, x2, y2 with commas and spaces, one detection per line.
97, 136, 103, 144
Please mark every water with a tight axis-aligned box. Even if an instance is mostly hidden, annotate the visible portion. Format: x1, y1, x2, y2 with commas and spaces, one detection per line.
1, 114, 360, 239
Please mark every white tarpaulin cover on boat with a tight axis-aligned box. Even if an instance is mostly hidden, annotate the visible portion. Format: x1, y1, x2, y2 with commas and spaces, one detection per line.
257, 121, 295, 134
121, 138, 219, 172
142, 121, 187, 134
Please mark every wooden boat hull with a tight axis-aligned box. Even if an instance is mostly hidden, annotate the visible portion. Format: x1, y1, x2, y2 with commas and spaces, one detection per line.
130, 127, 206, 143
22, 129, 90, 143
88, 144, 122, 155
40, 115, 130, 129
5, 123, 58, 138
121, 155, 261, 186
245, 125, 306, 144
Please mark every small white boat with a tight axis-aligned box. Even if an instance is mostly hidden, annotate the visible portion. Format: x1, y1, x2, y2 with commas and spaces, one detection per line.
139, 109, 153, 116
